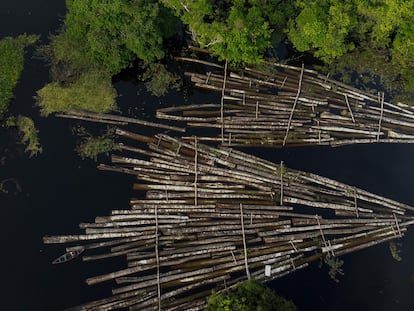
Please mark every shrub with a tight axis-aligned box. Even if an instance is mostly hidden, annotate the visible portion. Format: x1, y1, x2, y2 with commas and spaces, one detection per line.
36, 70, 117, 116
205, 280, 298, 311
140, 63, 181, 97
75, 126, 119, 161
6, 115, 43, 157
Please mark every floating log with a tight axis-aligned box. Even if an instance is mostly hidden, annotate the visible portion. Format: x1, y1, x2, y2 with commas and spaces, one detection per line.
44, 131, 414, 310
156, 57, 414, 147
57, 110, 186, 133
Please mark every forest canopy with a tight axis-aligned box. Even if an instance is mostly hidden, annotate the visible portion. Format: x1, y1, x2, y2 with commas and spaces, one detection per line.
162, 0, 294, 64
286, 0, 414, 99
35, 0, 414, 114
48, 0, 178, 74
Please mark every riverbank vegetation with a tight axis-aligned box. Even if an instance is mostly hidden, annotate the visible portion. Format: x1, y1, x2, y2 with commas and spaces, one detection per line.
34, 0, 414, 116
0, 34, 38, 119
36, 0, 180, 115
288, 0, 414, 103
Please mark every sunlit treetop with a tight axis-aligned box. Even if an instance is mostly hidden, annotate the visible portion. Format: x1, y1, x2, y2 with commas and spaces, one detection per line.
162, 0, 284, 64
53, 0, 178, 74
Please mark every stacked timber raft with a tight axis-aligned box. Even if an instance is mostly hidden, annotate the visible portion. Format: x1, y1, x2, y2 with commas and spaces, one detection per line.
157, 58, 414, 147
44, 129, 414, 310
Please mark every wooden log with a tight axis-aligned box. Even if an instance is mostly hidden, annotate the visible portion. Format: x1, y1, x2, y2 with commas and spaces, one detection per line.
283, 63, 305, 146
58, 110, 185, 132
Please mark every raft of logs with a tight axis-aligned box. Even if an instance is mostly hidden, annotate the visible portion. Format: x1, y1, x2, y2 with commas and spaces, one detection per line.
43, 129, 414, 310
157, 58, 414, 147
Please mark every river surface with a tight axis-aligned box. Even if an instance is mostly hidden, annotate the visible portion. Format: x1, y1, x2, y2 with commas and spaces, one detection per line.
2, 1, 414, 310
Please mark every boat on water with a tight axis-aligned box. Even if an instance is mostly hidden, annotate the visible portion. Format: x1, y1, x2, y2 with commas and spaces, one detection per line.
52, 248, 84, 264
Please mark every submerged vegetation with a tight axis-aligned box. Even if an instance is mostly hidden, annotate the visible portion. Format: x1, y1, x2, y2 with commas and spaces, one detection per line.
323, 256, 345, 283
140, 63, 181, 97
0, 35, 42, 158
389, 241, 402, 262
6, 115, 42, 157
205, 280, 298, 311
74, 126, 119, 161
0, 34, 38, 119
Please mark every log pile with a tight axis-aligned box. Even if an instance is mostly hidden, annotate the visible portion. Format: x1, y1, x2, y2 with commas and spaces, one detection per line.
157, 58, 414, 147
43, 129, 414, 310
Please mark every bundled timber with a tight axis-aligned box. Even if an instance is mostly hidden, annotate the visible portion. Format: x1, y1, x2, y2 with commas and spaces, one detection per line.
44, 130, 414, 310
157, 57, 414, 147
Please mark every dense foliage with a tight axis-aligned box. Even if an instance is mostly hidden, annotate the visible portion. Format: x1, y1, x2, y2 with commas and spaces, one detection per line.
205, 280, 298, 311
287, 0, 414, 98
162, 0, 293, 64
37, 0, 180, 115
36, 70, 117, 116
0, 34, 38, 119
36, 0, 414, 115
50, 0, 178, 74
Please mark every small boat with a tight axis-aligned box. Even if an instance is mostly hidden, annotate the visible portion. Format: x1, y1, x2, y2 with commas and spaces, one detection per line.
52, 248, 84, 264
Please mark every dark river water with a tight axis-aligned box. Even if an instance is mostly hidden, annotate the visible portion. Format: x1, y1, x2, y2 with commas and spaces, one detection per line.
2, 1, 414, 311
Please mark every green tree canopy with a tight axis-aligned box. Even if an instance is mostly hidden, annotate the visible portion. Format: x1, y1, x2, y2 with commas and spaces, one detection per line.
0, 34, 38, 119
205, 280, 298, 311
162, 0, 288, 64
36, 70, 117, 116
287, 0, 414, 61
287, 0, 414, 97
51, 0, 178, 74
287, 0, 357, 62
